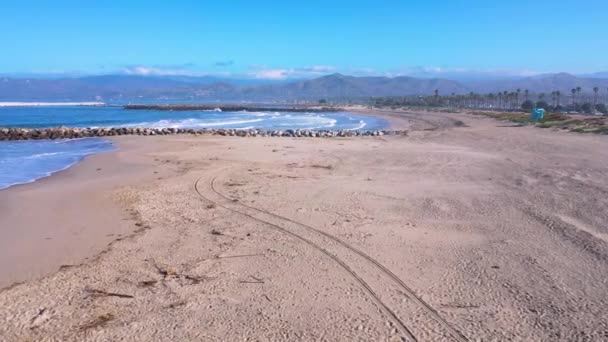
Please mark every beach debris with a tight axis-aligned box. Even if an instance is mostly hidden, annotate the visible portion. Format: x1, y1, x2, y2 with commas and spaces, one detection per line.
29, 307, 51, 329
164, 300, 187, 309
239, 275, 265, 284
84, 287, 134, 299
216, 253, 264, 259
137, 280, 158, 288
151, 262, 176, 278
178, 274, 213, 285
78, 313, 115, 331
310, 164, 333, 170
210, 229, 224, 235
150, 260, 214, 285
225, 181, 246, 187
58, 264, 76, 270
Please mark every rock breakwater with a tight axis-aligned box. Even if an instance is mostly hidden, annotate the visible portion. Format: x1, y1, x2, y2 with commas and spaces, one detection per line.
123, 104, 341, 112
0, 127, 406, 141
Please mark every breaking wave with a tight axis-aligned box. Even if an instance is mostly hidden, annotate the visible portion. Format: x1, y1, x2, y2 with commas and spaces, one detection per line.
0, 106, 389, 131
0, 138, 115, 190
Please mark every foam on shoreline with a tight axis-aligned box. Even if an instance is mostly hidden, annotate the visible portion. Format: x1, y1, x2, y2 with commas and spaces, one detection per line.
0, 102, 105, 107
0, 138, 115, 190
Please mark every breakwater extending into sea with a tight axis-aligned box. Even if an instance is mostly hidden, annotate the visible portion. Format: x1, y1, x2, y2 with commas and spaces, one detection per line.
0, 127, 406, 141
123, 104, 341, 112
0, 105, 393, 190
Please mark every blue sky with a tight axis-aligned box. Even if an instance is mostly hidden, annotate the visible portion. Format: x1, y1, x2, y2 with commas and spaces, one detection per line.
1, 0, 607, 79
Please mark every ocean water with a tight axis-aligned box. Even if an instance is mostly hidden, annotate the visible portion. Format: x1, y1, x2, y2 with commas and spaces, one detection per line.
0, 105, 387, 190
0, 106, 388, 130
0, 138, 115, 190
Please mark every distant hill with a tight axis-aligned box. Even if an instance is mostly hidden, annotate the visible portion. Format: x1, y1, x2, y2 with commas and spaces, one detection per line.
239, 73, 468, 99
0, 76, 237, 101
1, 72, 607, 101
470, 73, 608, 94
580, 72, 608, 79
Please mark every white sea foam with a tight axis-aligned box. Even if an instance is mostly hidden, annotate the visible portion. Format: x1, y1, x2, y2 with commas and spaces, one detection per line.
123, 118, 264, 129
24, 152, 66, 159
0, 138, 114, 190
0, 106, 386, 132
346, 120, 367, 130
0, 102, 105, 107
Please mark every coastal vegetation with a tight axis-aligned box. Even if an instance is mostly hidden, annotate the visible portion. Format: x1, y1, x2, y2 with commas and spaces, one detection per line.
461, 111, 607, 134
366, 88, 608, 135
370, 87, 608, 115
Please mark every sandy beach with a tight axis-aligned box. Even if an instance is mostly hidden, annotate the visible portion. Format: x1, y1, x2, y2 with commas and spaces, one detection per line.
1, 110, 607, 341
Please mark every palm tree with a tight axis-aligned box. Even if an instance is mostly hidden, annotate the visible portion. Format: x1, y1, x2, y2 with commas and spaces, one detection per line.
498, 92, 502, 110
488, 93, 496, 109
571, 88, 577, 106
510, 92, 517, 110
524, 89, 529, 101
516, 88, 521, 107
593, 87, 599, 106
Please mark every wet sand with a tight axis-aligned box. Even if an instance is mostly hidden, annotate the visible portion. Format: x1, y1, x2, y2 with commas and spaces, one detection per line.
1, 111, 607, 341
0, 138, 170, 288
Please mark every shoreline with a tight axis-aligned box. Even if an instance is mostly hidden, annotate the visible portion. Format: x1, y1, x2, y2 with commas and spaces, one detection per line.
0, 136, 173, 289
0, 107, 406, 194
0, 107, 413, 289
0, 138, 116, 191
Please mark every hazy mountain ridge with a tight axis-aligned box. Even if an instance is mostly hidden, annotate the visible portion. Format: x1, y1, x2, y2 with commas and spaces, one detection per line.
239, 74, 468, 99
469, 73, 608, 94
1, 73, 607, 101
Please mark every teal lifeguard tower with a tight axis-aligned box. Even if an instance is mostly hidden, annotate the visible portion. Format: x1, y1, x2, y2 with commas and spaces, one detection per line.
531, 108, 545, 121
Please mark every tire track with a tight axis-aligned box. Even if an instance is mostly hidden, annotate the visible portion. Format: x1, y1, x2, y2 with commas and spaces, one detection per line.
210, 175, 469, 342
383, 110, 468, 132
194, 176, 418, 341
195, 173, 470, 341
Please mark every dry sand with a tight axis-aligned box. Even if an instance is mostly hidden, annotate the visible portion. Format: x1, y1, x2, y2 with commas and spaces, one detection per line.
1, 111, 607, 341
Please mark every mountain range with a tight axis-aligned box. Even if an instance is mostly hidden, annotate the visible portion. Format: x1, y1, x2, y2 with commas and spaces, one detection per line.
1, 73, 607, 102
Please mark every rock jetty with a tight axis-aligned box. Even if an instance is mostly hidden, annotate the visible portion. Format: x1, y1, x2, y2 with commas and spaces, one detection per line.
124, 104, 341, 112
0, 127, 407, 141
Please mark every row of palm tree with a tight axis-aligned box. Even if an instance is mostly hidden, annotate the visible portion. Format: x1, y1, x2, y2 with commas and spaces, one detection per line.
436, 87, 608, 111
370, 87, 608, 114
